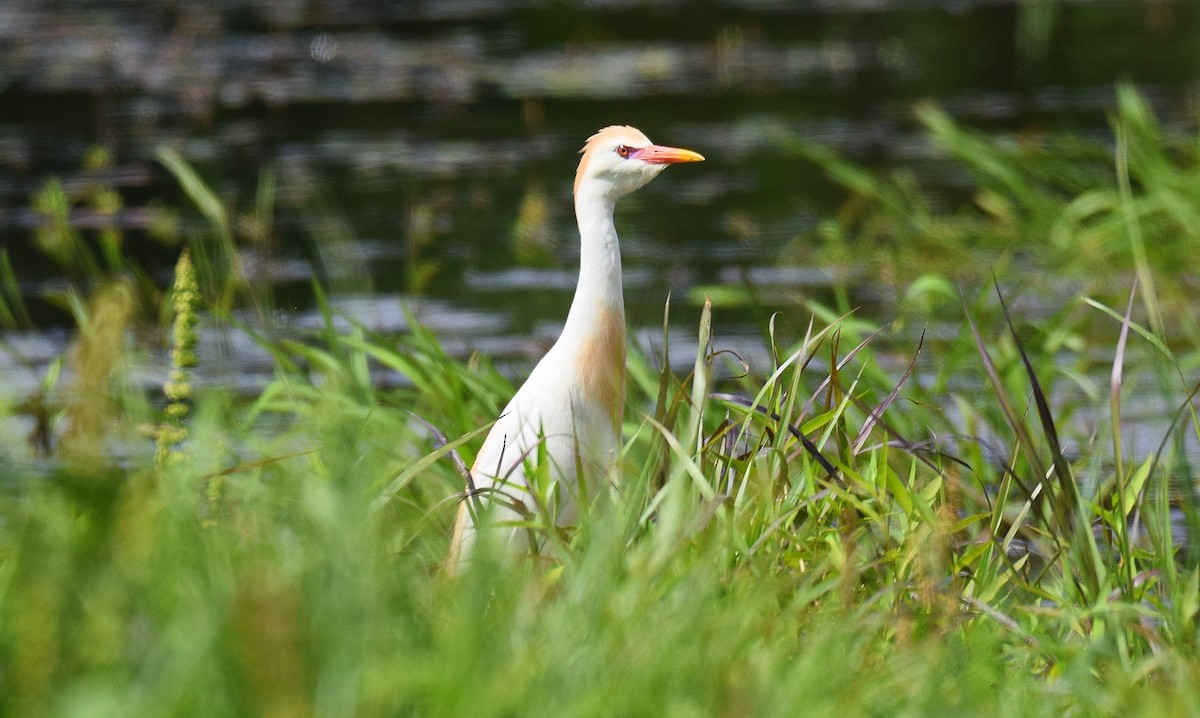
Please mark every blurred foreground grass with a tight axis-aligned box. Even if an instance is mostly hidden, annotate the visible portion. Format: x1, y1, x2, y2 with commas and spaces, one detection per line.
1, 86, 1200, 716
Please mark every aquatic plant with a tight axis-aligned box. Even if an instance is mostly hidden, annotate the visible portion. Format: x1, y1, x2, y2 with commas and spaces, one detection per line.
155, 249, 199, 470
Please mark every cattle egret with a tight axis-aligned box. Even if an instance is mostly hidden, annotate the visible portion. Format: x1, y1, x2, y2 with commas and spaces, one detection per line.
449, 126, 704, 568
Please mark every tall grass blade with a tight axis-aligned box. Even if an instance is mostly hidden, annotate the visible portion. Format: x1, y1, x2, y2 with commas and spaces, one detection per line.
996, 281, 1107, 597
686, 297, 713, 455
156, 147, 229, 237
0, 250, 31, 329
1110, 279, 1138, 481
1109, 279, 1141, 592
993, 280, 1079, 519
1114, 119, 1163, 336
853, 330, 924, 454
407, 411, 475, 495
963, 294, 1043, 510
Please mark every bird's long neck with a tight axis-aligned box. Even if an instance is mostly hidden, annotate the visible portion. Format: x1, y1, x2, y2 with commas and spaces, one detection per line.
557, 185, 626, 429
562, 188, 625, 339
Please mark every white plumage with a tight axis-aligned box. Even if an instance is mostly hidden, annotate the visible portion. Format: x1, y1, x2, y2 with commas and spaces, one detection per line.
449, 126, 704, 568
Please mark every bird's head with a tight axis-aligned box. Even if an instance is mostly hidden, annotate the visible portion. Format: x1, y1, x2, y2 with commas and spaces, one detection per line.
574, 125, 704, 202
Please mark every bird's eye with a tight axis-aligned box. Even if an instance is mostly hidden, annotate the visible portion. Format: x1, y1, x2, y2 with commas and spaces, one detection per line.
616, 145, 632, 158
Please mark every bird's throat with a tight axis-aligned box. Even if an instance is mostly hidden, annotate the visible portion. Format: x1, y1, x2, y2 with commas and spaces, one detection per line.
567, 191, 625, 324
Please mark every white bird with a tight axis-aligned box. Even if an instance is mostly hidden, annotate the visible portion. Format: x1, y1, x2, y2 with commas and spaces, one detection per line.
449, 126, 704, 568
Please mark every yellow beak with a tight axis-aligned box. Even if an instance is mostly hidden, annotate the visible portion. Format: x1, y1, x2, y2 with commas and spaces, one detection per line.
633, 145, 706, 164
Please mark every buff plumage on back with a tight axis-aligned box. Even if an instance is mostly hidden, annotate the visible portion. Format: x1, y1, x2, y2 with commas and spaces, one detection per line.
573, 125, 652, 198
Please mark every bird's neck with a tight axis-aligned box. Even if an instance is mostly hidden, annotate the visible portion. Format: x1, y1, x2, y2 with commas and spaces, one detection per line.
561, 191, 625, 340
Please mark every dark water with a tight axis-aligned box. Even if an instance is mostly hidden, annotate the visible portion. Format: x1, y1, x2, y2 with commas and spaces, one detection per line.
2, 0, 1199, 405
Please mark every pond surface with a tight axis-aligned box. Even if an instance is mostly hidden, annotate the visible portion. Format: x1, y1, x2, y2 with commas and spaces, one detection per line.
1, 0, 1199, 417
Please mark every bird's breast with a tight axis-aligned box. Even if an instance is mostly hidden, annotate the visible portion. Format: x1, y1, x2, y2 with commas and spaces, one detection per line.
573, 306, 627, 433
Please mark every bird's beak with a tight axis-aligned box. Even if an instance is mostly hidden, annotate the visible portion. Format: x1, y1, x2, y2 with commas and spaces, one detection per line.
632, 145, 705, 164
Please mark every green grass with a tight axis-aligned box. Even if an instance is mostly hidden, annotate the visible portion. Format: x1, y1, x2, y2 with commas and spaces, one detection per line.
2, 85, 1200, 716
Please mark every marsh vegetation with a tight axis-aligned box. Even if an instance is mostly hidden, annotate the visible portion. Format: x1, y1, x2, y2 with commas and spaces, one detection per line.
1, 84, 1199, 715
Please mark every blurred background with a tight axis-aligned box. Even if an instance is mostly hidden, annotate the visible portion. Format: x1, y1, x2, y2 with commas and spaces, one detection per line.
1, 0, 1199, 393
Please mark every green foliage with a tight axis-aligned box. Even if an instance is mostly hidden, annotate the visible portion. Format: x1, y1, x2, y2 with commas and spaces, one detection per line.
786, 82, 1200, 336
3, 88, 1200, 715
4, 271, 1200, 714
